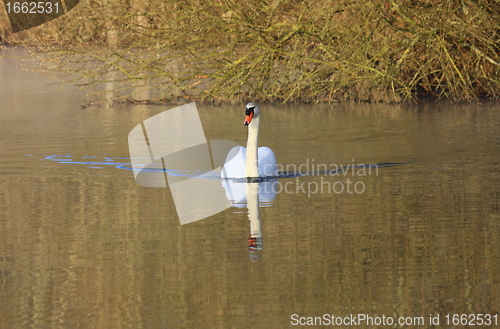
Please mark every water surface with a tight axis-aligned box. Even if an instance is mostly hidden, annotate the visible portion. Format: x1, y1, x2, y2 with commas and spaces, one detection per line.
1, 49, 500, 328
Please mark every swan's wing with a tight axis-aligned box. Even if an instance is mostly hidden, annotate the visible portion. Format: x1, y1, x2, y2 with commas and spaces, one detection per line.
258, 147, 278, 177
221, 146, 246, 178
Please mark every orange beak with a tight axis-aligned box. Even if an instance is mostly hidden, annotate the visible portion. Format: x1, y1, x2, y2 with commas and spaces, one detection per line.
244, 111, 254, 125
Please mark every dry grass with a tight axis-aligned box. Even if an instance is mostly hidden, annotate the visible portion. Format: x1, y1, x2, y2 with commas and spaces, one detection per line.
11, 0, 500, 103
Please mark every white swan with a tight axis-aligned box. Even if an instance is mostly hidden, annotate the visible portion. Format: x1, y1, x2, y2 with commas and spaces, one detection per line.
221, 102, 278, 180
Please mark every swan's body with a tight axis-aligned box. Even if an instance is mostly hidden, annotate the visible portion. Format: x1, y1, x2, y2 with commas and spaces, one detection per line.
221, 146, 277, 179
221, 103, 278, 179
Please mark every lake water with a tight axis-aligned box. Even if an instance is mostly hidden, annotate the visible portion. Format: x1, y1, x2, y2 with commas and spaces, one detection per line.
1, 48, 500, 328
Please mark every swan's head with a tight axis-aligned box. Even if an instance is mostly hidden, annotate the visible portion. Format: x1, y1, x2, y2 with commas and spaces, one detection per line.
244, 102, 260, 125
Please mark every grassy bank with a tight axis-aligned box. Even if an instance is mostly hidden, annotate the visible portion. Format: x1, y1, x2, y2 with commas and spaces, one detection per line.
8, 0, 500, 103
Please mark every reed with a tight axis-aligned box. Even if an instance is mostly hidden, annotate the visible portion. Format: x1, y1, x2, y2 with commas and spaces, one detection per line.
12, 0, 500, 103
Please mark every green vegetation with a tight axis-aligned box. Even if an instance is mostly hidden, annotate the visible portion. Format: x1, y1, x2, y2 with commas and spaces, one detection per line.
10, 0, 500, 103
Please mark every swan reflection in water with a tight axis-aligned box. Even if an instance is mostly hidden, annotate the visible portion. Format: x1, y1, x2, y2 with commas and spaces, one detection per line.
222, 178, 277, 259
245, 182, 265, 259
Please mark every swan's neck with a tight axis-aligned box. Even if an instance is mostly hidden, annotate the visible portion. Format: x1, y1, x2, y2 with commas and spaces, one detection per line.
245, 115, 260, 178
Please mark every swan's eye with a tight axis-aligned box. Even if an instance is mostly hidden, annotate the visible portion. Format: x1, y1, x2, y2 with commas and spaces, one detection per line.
245, 107, 255, 115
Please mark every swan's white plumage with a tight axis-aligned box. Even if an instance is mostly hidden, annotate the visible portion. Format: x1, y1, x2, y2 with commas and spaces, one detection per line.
221, 103, 277, 179
221, 145, 277, 179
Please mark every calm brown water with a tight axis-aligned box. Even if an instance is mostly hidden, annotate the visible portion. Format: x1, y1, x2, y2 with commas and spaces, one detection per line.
1, 49, 500, 329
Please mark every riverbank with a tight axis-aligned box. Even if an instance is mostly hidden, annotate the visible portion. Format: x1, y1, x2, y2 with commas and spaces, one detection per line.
3, 0, 500, 103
